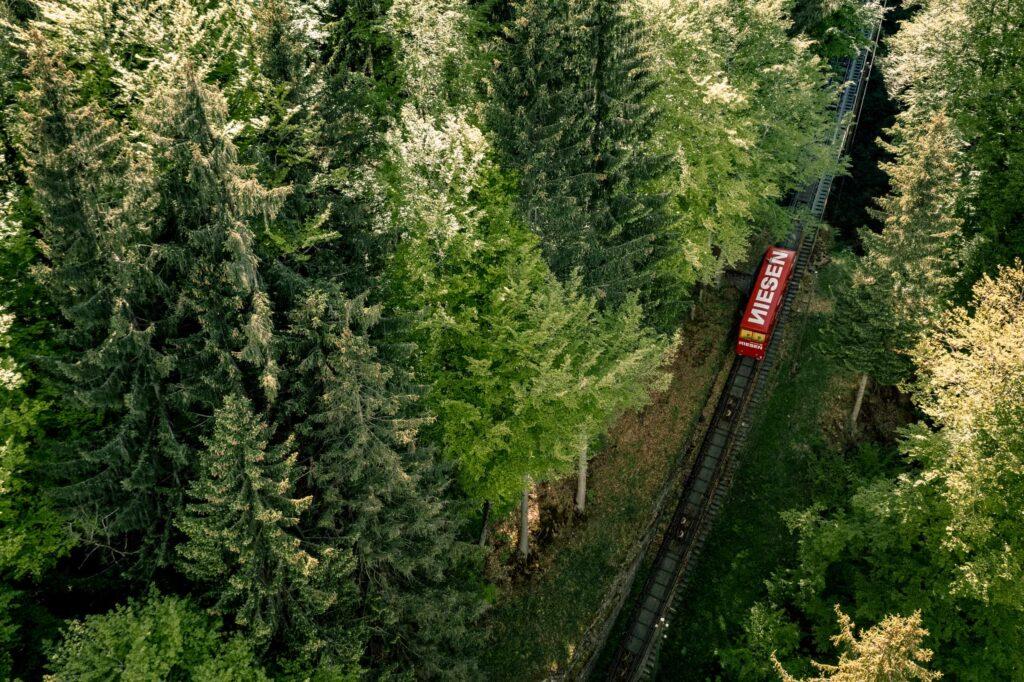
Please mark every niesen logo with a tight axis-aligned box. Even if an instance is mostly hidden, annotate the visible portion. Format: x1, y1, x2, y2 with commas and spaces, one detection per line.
747, 250, 791, 326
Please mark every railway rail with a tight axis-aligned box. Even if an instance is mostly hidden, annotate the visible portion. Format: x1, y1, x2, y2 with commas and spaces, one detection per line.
600, 17, 884, 680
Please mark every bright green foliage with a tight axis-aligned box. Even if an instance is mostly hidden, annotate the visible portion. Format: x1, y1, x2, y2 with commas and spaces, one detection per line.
632, 0, 836, 324
885, 0, 1024, 281
773, 607, 940, 682
823, 112, 965, 385
45, 593, 268, 681
385, 124, 673, 506
177, 395, 346, 662
0, 296, 68, 677
779, 265, 1024, 678
489, 0, 671, 316
279, 287, 482, 677
0, 309, 65, 579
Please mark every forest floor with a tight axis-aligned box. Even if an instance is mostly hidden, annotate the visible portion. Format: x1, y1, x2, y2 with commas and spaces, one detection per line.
480, 286, 742, 680
650, 263, 912, 680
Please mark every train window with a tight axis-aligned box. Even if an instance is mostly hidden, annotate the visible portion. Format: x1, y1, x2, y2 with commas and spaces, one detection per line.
739, 329, 765, 343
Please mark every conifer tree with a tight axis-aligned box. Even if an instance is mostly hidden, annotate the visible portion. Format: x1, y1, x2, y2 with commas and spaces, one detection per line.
12, 34, 176, 570
824, 112, 965, 394
296, 0, 404, 291
384, 110, 672, 511
631, 0, 835, 324
14, 48, 288, 574
237, 0, 325, 257
791, 0, 884, 60
177, 395, 348, 661
280, 286, 481, 677
884, 0, 1024, 280
489, 0, 670, 315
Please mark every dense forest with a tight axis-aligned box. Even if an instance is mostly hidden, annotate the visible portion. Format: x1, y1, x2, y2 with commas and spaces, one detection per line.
0, 0, 1020, 680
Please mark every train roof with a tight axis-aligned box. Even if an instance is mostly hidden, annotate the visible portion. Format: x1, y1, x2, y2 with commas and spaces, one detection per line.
740, 247, 796, 334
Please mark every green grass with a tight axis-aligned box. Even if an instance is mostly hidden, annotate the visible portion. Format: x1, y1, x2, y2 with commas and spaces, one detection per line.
480, 293, 739, 681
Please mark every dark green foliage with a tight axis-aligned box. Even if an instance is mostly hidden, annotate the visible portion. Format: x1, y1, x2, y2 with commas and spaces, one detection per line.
297, 0, 403, 291
489, 0, 669, 315
12, 36, 172, 571
237, 0, 321, 257
279, 286, 482, 677
55, 62, 283, 575
0, 0, 903, 679
177, 395, 349, 663
46, 593, 269, 681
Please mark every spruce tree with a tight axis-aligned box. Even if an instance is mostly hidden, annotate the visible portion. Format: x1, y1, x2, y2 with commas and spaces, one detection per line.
582, 0, 670, 310
489, 0, 669, 316
298, 0, 404, 292
823, 112, 964, 388
280, 285, 481, 677
177, 395, 349, 661
632, 0, 835, 323
237, 0, 325, 257
13, 35, 177, 571
15, 49, 289, 574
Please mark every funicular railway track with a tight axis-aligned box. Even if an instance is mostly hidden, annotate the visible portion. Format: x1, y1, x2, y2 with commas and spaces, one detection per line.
600, 17, 883, 680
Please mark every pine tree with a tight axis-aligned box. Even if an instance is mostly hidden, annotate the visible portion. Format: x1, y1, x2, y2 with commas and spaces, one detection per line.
823, 112, 965, 389
280, 285, 481, 677
489, 0, 670, 316
177, 395, 348, 660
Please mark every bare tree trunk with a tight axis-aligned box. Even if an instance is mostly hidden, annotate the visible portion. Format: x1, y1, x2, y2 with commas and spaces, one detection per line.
518, 486, 530, 560
575, 446, 589, 514
850, 373, 869, 431
478, 500, 491, 547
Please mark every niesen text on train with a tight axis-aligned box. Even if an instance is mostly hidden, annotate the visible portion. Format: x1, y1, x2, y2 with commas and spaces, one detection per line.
736, 247, 796, 361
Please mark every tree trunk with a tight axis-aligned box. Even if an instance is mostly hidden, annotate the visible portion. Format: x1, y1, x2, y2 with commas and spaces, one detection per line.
518, 486, 530, 560
478, 500, 491, 547
850, 373, 869, 431
575, 446, 589, 514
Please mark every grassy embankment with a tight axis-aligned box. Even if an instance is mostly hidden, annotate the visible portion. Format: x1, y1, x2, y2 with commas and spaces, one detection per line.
651, 264, 906, 680
480, 288, 741, 680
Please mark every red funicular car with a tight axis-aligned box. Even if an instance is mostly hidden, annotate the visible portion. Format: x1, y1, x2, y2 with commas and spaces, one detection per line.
735, 246, 796, 361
